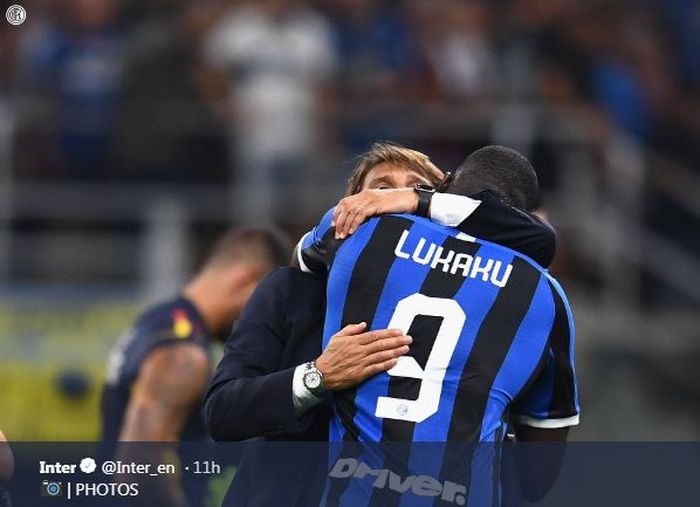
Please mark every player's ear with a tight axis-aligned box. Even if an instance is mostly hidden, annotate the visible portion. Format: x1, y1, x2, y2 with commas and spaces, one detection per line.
225, 264, 259, 293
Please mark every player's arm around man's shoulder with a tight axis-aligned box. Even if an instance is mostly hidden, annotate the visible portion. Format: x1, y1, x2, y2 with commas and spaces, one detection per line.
328, 187, 556, 266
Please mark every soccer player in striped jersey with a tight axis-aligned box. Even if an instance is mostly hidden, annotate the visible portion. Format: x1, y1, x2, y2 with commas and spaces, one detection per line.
297, 146, 578, 506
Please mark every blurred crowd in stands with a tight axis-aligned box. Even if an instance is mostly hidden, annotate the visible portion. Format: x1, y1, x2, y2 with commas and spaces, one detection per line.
0, 0, 698, 299
1, 0, 697, 179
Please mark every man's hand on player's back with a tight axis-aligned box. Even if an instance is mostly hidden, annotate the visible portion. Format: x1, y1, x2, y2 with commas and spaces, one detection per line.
316, 323, 412, 390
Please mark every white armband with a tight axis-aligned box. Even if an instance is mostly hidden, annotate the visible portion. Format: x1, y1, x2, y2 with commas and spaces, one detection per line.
430, 193, 482, 227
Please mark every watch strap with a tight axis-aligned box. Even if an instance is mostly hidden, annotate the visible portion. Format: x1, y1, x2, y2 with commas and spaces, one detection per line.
414, 185, 435, 218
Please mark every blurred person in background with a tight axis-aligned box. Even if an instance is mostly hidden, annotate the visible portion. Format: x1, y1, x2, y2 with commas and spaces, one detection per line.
113, 0, 228, 183
0, 24, 18, 202
659, 0, 700, 90
201, 0, 338, 225
411, 0, 499, 104
0, 431, 12, 507
583, 3, 655, 144
320, 0, 423, 153
525, 0, 700, 303
101, 228, 290, 507
500, 0, 598, 204
323, 0, 418, 103
14, 0, 127, 179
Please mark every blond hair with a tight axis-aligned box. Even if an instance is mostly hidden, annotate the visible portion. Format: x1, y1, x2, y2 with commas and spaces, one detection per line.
345, 142, 444, 196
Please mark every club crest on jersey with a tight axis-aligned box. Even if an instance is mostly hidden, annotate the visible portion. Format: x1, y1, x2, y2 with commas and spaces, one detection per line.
172, 309, 193, 339
394, 230, 513, 288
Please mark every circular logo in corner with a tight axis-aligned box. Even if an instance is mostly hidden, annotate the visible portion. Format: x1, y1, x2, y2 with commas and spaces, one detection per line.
6, 5, 27, 26
80, 457, 97, 474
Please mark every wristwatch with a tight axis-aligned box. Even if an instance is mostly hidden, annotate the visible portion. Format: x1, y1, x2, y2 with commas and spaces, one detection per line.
302, 361, 326, 396
414, 184, 436, 218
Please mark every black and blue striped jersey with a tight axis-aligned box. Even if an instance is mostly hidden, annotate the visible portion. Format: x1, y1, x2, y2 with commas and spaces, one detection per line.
299, 209, 578, 443
298, 190, 557, 274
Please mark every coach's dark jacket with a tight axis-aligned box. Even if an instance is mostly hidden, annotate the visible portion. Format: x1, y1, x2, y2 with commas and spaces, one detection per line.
203, 268, 331, 506
204, 268, 330, 440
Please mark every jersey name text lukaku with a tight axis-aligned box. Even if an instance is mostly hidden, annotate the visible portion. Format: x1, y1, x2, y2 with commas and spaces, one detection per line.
394, 230, 513, 287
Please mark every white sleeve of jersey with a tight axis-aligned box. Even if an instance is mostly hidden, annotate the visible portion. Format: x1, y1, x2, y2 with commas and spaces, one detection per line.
430, 193, 482, 227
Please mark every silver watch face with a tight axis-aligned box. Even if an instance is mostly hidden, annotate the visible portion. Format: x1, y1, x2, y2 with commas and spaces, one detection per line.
304, 371, 322, 390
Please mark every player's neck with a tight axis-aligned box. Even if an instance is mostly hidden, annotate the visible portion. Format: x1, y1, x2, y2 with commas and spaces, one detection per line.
182, 276, 223, 334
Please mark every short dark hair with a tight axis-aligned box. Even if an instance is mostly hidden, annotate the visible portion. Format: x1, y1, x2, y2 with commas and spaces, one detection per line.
204, 228, 292, 271
448, 145, 539, 210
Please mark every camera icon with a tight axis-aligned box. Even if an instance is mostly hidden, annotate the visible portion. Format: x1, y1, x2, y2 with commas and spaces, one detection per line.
41, 481, 63, 497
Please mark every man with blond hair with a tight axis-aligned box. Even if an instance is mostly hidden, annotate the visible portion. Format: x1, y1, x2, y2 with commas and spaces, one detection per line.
343, 143, 443, 196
